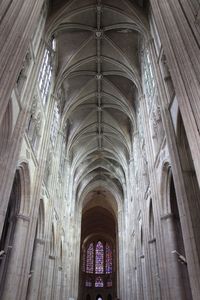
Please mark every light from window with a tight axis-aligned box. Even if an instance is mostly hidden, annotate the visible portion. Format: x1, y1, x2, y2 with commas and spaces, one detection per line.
86, 243, 94, 274
82, 247, 86, 272
107, 278, 112, 288
95, 276, 104, 288
95, 241, 104, 274
143, 49, 155, 108
85, 277, 92, 288
38, 39, 55, 105
105, 243, 112, 274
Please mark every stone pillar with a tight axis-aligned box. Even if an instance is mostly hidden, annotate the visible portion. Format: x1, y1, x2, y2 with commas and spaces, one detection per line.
148, 239, 161, 300
55, 267, 63, 300
118, 209, 126, 300
161, 213, 189, 300
150, 0, 200, 186
148, 34, 200, 300
1, 214, 30, 300
0, 0, 44, 124
45, 256, 55, 300
26, 238, 45, 300
141, 255, 149, 300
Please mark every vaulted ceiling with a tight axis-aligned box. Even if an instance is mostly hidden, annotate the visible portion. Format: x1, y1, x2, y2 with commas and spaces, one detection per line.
47, 0, 149, 205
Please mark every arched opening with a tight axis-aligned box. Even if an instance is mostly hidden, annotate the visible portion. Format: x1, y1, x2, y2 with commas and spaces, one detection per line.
0, 170, 20, 295
86, 294, 91, 300
162, 167, 192, 299
79, 190, 117, 300
107, 294, 112, 300
177, 112, 200, 259
26, 199, 45, 300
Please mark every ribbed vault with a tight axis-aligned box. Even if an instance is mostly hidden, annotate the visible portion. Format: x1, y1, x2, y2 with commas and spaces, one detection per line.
47, 0, 149, 203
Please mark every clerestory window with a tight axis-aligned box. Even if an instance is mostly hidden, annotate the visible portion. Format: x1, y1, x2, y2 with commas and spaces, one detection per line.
38, 38, 56, 105
143, 48, 155, 110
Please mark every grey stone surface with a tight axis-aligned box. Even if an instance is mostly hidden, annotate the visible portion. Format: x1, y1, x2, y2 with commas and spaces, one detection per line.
0, 0, 199, 299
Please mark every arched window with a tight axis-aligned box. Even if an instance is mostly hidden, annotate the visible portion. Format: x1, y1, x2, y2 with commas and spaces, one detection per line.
86, 243, 94, 274
105, 243, 112, 274
82, 247, 86, 272
95, 276, 104, 288
95, 241, 104, 274
107, 278, 112, 288
85, 277, 92, 288
38, 38, 56, 106
143, 48, 155, 110
83, 240, 113, 289
143, 49, 155, 96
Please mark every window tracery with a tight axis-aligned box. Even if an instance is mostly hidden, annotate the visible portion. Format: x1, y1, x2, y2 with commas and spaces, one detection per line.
105, 243, 112, 274
50, 102, 60, 147
38, 38, 56, 105
95, 276, 104, 288
86, 243, 94, 274
82, 240, 113, 289
142, 48, 155, 110
95, 241, 104, 274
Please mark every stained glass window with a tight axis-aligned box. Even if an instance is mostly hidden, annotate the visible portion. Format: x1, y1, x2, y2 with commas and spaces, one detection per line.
143, 49, 155, 111
82, 248, 86, 272
86, 243, 94, 274
95, 241, 104, 274
107, 278, 112, 288
106, 243, 112, 274
95, 276, 104, 287
85, 277, 92, 287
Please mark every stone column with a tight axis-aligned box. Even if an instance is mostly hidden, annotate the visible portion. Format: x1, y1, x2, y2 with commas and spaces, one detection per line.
45, 255, 55, 300
161, 213, 189, 300
148, 36, 200, 300
149, 0, 200, 186
26, 238, 45, 300
141, 255, 149, 300
148, 239, 161, 300
118, 209, 126, 300
0, 0, 44, 124
55, 267, 63, 300
1, 214, 30, 300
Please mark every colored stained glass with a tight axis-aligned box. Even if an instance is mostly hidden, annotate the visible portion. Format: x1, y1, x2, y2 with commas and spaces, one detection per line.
85, 277, 92, 287
105, 243, 112, 274
107, 278, 112, 288
95, 241, 104, 274
95, 276, 104, 287
86, 243, 94, 274
82, 248, 86, 272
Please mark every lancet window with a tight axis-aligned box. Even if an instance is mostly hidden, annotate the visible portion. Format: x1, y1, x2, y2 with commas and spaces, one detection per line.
82, 240, 113, 288
38, 38, 56, 105
143, 48, 155, 110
